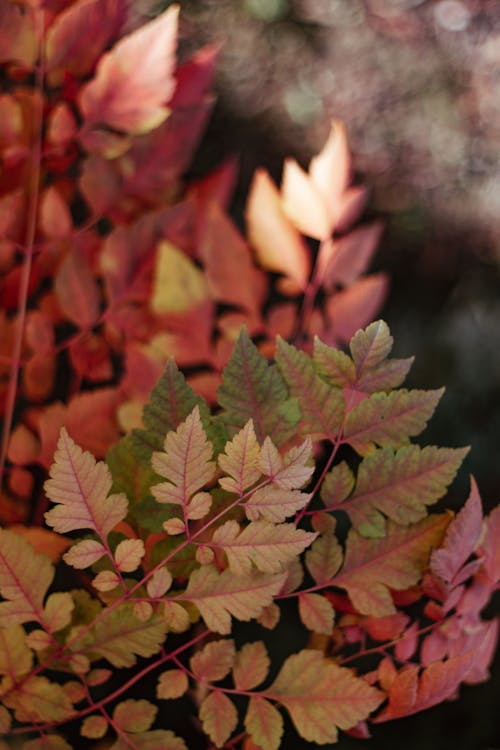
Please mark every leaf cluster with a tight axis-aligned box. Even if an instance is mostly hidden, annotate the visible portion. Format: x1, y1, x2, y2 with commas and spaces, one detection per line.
0, 0, 385, 528
0, 321, 498, 749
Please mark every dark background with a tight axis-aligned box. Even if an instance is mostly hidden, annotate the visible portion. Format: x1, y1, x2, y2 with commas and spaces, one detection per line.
167, 0, 499, 747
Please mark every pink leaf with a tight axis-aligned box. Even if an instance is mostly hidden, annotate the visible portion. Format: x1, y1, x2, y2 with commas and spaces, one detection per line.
431, 477, 483, 586
79, 5, 178, 136
54, 251, 101, 330
324, 274, 389, 344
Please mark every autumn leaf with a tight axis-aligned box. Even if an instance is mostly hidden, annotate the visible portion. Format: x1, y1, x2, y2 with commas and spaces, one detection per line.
113, 699, 157, 733
267, 650, 383, 743
190, 639, 235, 682
151, 241, 210, 314
181, 564, 286, 635
44, 427, 128, 538
79, 6, 179, 136
157, 670, 189, 700
0, 624, 33, 678
233, 641, 270, 690
218, 420, 262, 496
211, 520, 316, 576
298, 593, 335, 635
245, 696, 284, 750
54, 251, 101, 330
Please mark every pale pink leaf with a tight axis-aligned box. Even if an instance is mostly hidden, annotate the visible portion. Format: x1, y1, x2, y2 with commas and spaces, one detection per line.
63, 540, 107, 569
43, 592, 74, 632
92, 570, 120, 592
321, 223, 384, 288
114, 539, 145, 573
309, 120, 350, 227
233, 641, 270, 690
324, 274, 389, 344
245, 487, 310, 524
0, 530, 53, 626
479, 505, 500, 584
212, 520, 316, 576
44, 428, 128, 538
151, 406, 215, 511
39, 187, 72, 239
186, 492, 212, 520
431, 477, 483, 586
182, 564, 286, 635
190, 639, 236, 682
218, 420, 262, 495
79, 6, 178, 135
163, 518, 185, 536
147, 567, 172, 599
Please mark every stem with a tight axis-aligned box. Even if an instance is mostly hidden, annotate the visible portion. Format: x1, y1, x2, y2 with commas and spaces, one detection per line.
0, 7, 45, 494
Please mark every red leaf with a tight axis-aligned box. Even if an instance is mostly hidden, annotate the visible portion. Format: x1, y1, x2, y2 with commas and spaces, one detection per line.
324, 274, 389, 344
79, 5, 178, 136
54, 251, 101, 329
65, 388, 121, 457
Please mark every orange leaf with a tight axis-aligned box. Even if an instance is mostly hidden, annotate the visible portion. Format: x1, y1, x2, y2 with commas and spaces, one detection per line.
246, 169, 310, 292
281, 158, 331, 240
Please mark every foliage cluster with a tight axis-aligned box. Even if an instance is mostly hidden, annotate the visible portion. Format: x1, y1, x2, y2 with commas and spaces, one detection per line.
0, 3, 498, 750
0, 0, 384, 527
0, 321, 499, 749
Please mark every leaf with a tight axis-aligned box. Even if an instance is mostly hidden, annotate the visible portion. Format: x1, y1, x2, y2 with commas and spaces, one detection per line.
259, 436, 314, 490
211, 520, 317, 576
268, 650, 383, 743
0, 625, 33, 678
343, 389, 444, 455
217, 328, 300, 446
480, 505, 500, 585
110, 730, 187, 750
131, 358, 209, 460
113, 699, 157, 733
44, 428, 128, 539
151, 241, 210, 313
281, 158, 331, 240
0, 706, 11, 736
309, 120, 350, 225
335, 515, 450, 616
63, 540, 107, 569
233, 641, 270, 690
2, 676, 74, 724
54, 252, 101, 330
325, 274, 388, 344
320, 223, 383, 287
339, 445, 468, 537
245, 696, 284, 750
22, 736, 73, 750
73, 603, 168, 667
43, 592, 74, 632
218, 420, 262, 495
246, 169, 310, 291
199, 691, 238, 748
298, 593, 335, 634
430, 477, 483, 585
147, 567, 172, 599
350, 320, 394, 372
151, 407, 215, 518
244, 487, 310, 524
157, 670, 189, 699
305, 533, 343, 584
190, 639, 236, 682
275, 337, 345, 440
182, 564, 286, 634
161, 601, 190, 633
114, 539, 145, 573
92, 571, 120, 592
313, 338, 356, 388
81, 715, 108, 739
79, 6, 178, 136
0, 529, 53, 626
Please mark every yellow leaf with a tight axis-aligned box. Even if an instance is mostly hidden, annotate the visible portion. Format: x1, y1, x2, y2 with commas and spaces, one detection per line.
151, 241, 209, 313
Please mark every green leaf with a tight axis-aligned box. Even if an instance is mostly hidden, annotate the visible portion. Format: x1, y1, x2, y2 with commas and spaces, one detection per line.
334, 514, 450, 616
245, 696, 283, 750
275, 337, 345, 440
131, 358, 210, 461
0, 625, 33, 678
217, 328, 300, 446
343, 388, 444, 455
338, 445, 469, 537
313, 338, 356, 388
107, 434, 158, 506
267, 650, 383, 743
349, 320, 394, 372
199, 690, 238, 747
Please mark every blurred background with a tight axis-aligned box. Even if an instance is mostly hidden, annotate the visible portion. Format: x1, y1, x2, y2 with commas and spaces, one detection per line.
163, 0, 499, 746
